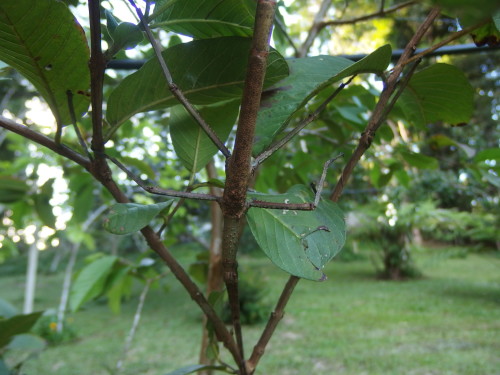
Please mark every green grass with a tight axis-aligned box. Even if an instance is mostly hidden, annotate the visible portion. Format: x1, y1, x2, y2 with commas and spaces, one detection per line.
2, 249, 500, 375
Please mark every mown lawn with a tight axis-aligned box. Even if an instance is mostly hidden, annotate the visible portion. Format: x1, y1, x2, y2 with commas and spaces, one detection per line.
1, 249, 499, 375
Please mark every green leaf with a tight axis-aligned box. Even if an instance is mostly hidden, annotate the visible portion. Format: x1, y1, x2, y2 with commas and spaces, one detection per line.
121, 156, 157, 180
0, 312, 43, 348
0, 176, 30, 204
247, 185, 346, 281
400, 150, 439, 169
105, 9, 119, 34
110, 22, 144, 52
471, 19, 500, 47
69, 255, 117, 311
7, 333, 46, 351
164, 364, 228, 375
474, 148, 500, 162
0, 0, 90, 125
106, 36, 289, 129
427, 0, 500, 26
398, 64, 474, 128
103, 201, 174, 235
170, 100, 239, 172
253, 45, 392, 155
0, 298, 18, 319
34, 179, 56, 229
152, 0, 256, 38
106, 267, 133, 314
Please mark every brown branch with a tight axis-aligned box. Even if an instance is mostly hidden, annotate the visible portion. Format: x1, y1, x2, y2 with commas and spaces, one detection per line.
321, 0, 417, 27
246, 275, 300, 374
0, 117, 91, 168
105, 154, 218, 201
297, 0, 333, 57
88, 0, 106, 156
220, 1, 277, 372
128, 0, 231, 159
403, 18, 491, 66
330, 7, 441, 202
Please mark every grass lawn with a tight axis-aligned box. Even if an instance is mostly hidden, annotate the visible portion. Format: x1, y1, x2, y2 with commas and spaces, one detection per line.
1, 248, 499, 375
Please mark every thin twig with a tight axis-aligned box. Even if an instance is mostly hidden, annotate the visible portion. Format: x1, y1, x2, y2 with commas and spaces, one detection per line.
0, 117, 91, 168
252, 76, 355, 170
314, 154, 344, 206
128, 0, 231, 158
66, 90, 93, 161
105, 154, 219, 202
402, 18, 491, 67
321, 0, 417, 27
274, 9, 299, 55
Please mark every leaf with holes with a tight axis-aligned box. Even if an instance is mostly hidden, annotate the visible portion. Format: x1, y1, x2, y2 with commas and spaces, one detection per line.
253, 45, 392, 155
247, 185, 345, 281
106, 36, 288, 129
170, 100, 239, 172
398, 64, 474, 128
152, 0, 256, 38
0, 0, 90, 126
103, 201, 174, 235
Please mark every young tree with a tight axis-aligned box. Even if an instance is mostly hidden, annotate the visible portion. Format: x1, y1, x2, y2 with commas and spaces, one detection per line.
1, 0, 498, 374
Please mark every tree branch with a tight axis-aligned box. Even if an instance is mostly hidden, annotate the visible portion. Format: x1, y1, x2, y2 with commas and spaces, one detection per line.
220, 1, 277, 372
128, 0, 231, 159
246, 276, 300, 374
105, 154, 219, 202
321, 0, 417, 27
0, 117, 91, 168
88, 0, 107, 156
297, 0, 333, 57
402, 18, 491, 66
330, 7, 441, 202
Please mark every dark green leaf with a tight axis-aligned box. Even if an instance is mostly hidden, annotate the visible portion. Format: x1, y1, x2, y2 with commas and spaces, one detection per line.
69, 255, 117, 311
398, 64, 474, 127
471, 19, 500, 47
105, 9, 119, 34
247, 185, 346, 281
0, 312, 43, 348
0, 0, 90, 125
152, 0, 256, 38
103, 201, 173, 235
0, 176, 30, 203
106, 37, 288, 128
110, 22, 144, 52
400, 150, 439, 169
34, 179, 56, 229
170, 100, 239, 172
253, 45, 392, 155
474, 148, 500, 162
427, 0, 500, 26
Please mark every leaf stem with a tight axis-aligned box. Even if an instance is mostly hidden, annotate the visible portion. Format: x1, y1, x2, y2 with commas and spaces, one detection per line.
128, 0, 231, 158
252, 76, 354, 170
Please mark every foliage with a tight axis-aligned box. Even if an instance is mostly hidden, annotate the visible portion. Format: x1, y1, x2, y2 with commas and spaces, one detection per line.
0, 299, 45, 375
32, 314, 77, 346
221, 272, 271, 326
0, 0, 498, 374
